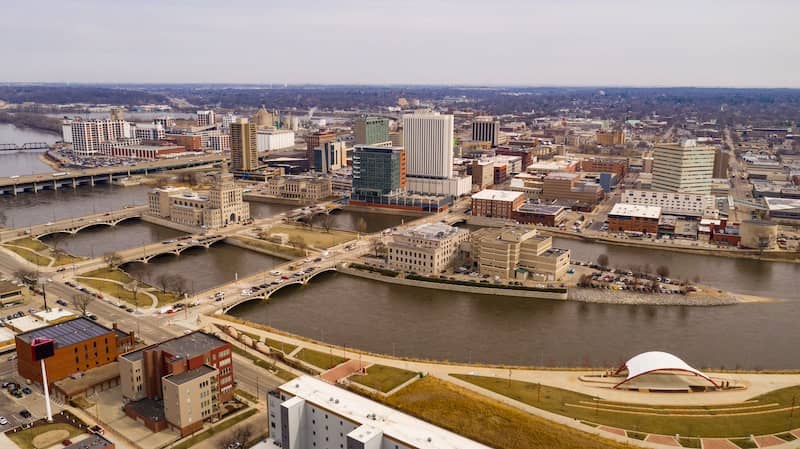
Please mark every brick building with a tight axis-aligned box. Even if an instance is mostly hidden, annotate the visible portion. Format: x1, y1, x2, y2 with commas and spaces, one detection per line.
119, 331, 233, 436
607, 204, 661, 234
580, 157, 628, 178
471, 189, 526, 219
15, 317, 134, 386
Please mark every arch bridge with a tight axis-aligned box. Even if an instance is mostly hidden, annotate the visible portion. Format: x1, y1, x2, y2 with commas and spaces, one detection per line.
37, 215, 141, 238
0, 142, 50, 151
125, 235, 227, 264
221, 266, 338, 312
287, 204, 344, 222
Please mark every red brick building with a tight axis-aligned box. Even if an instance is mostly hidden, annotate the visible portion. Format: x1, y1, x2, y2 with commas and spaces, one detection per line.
471, 189, 526, 219
581, 157, 628, 178
607, 203, 661, 234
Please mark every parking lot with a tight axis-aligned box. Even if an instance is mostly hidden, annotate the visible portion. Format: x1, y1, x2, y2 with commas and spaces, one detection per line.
0, 358, 62, 431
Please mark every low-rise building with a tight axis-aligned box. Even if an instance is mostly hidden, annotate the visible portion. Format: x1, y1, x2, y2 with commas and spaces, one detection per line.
471, 227, 570, 280
119, 331, 233, 436
540, 172, 604, 208
0, 280, 26, 306
264, 175, 333, 201
471, 189, 526, 219
387, 223, 469, 275
268, 376, 491, 449
608, 203, 661, 234
99, 142, 186, 160
513, 203, 567, 226
620, 190, 716, 218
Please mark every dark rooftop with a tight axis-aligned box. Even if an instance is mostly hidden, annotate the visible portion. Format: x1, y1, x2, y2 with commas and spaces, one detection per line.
63, 434, 114, 449
125, 397, 166, 422
120, 331, 226, 362
164, 364, 216, 385
16, 316, 113, 348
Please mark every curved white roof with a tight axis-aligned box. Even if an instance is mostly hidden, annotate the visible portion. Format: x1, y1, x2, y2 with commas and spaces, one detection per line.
615, 351, 717, 388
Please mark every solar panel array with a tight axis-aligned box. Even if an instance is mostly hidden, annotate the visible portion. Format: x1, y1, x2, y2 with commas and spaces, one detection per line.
18, 317, 112, 348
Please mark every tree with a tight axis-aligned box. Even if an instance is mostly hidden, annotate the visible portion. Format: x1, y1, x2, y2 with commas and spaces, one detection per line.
103, 252, 123, 269
372, 240, 387, 258
156, 273, 176, 293
218, 424, 253, 449
170, 274, 190, 299
656, 265, 670, 278
71, 294, 94, 315
597, 253, 610, 267
290, 235, 306, 249
13, 269, 39, 288
321, 214, 335, 233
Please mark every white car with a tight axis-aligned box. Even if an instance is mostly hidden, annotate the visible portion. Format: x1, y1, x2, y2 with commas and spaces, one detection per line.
240, 289, 252, 296
269, 270, 282, 276
0, 416, 8, 426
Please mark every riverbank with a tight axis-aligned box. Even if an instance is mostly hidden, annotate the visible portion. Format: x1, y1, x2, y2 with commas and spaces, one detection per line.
0, 112, 62, 135
568, 287, 742, 306
543, 229, 800, 264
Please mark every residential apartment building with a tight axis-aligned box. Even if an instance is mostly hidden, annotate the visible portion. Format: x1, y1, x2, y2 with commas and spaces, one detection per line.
652, 140, 715, 194
596, 129, 626, 146
471, 227, 571, 280
119, 331, 233, 436
620, 190, 716, 217
472, 117, 503, 146
608, 203, 662, 234
147, 166, 250, 228
264, 175, 332, 201
231, 118, 258, 171
354, 116, 390, 145
68, 119, 133, 155
196, 110, 216, 126
207, 133, 230, 151
132, 123, 166, 141
15, 317, 134, 385
268, 376, 490, 449
257, 129, 295, 151
471, 189, 526, 219
387, 222, 469, 275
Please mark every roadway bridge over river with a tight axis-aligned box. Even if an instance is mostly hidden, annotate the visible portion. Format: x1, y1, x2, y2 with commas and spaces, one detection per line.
0, 206, 148, 242
0, 142, 50, 151
0, 153, 226, 196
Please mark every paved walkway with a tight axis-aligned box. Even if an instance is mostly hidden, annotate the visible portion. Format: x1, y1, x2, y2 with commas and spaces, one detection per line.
74, 275, 158, 309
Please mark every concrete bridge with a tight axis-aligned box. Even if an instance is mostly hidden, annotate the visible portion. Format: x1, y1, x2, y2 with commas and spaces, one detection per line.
0, 142, 50, 151
0, 153, 226, 196
286, 203, 344, 222
0, 206, 148, 242
118, 234, 228, 264
221, 265, 339, 312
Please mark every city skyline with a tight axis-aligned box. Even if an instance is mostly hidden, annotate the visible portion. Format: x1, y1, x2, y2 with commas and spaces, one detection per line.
2, 0, 799, 87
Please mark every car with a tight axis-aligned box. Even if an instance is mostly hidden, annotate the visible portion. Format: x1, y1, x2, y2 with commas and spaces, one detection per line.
86, 314, 98, 321
21, 387, 31, 395
215, 296, 224, 302
227, 442, 241, 449
19, 410, 31, 419
56, 299, 68, 307
126, 307, 135, 313
89, 425, 104, 435
117, 303, 126, 309
269, 270, 282, 276
0, 416, 7, 426
56, 267, 66, 272
62, 439, 72, 446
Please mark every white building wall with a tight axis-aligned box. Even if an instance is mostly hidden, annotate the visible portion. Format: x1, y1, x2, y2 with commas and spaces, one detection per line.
257, 130, 296, 151
406, 175, 471, 196
402, 113, 454, 179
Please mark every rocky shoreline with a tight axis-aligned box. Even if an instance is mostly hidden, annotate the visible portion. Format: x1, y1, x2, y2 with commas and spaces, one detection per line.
568, 287, 740, 306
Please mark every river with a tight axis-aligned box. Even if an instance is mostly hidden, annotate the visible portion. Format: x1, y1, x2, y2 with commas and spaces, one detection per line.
0, 123, 60, 177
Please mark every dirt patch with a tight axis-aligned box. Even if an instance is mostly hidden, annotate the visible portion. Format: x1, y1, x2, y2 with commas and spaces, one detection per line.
32, 429, 69, 448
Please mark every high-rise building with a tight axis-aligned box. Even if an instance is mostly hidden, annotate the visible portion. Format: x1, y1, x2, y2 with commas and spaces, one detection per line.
472, 117, 501, 146
305, 129, 337, 162
230, 118, 258, 172
352, 145, 406, 197
69, 118, 132, 155
402, 112, 454, 179
196, 110, 216, 126
253, 106, 275, 129
652, 140, 715, 194
132, 123, 165, 141
354, 116, 389, 145
313, 141, 348, 173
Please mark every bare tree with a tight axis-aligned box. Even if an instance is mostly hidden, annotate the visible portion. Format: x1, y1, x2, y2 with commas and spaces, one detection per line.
290, 235, 306, 249
71, 294, 94, 315
155, 273, 174, 293
170, 274, 190, 299
656, 265, 670, 278
372, 240, 387, 258
103, 252, 123, 269
13, 269, 39, 288
232, 424, 254, 448
321, 214, 335, 233
597, 253, 610, 267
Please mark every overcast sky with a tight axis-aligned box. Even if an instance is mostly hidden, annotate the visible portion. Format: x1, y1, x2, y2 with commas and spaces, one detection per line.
2, 0, 797, 87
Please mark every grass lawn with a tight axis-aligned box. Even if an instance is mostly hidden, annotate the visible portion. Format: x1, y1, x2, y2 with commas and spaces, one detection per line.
80, 268, 177, 306
269, 224, 357, 249
170, 408, 256, 449
231, 346, 297, 382
53, 252, 83, 266
8, 237, 50, 252
350, 364, 418, 393
83, 268, 133, 283
385, 376, 631, 449
150, 289, 180, 305
294, 348, 347, 370
235, 389, 259, 403
2, 245, 52, 266
8, 423, 83, 449
262, 336, 297, 355
731, 438, 758, 449
233, 236, 305, 258
679, 437, 702, 448
452, 374, 800, 437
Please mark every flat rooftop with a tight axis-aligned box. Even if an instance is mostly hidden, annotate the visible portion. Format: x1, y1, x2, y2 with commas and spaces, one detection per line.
609, 203, 662, 219
0, 280, 23, 294
517, 203, 565, 214
63, 434, 114, 449
121, 331, 226, 362
278, 376, 490, 449
16, 316, 113, 348
471, 189, 524, 202
164, 365, 217, 385
396, 222, 463, 240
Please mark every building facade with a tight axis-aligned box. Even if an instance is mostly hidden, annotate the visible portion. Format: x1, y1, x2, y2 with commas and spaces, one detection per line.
402, 112, 454, 179
132, 123, 166, 141
268, 376, 490, 449
196, 110, 216, 126
471, 227, 570, 280
387, 222, 469, 275
69, 119, 133, 155
471, 189, 526, 219
231, 118, 258, 172
257, 129, 295, 151
312, 141, 348, 173
305, 129, 337, 162
608, 203, 662, 234
351, 145, 406, 197
472, 117, 502, 146
354, 116, 390, 145
620, 189, 716, 217
652, 140, 715, 194
120, 331, 232, 436
264, 175, 332, 201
